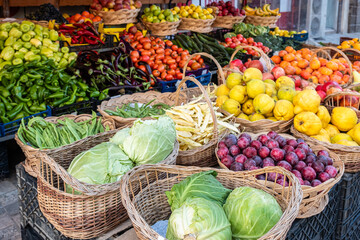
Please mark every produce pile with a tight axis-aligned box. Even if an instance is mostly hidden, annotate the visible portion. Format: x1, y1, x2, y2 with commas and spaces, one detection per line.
90, 0, 142, 11
17, 113, 109, 149
218, 131, 339, 186
26, 3, 67, 23
222, 33, 270, 55
207, 0, 245, 17
177, 4, 215, 20
104, 100, 171, 118
66, 117, 176, 189
336, 38, 360, 50
233, 23, 269, 39
243, 4, 280, 17
165, 96, 239, 151
270, 27, 307, 38
63, 11, 102, 24
142, 5, 180, 23
57, 22, 104, 45
0, 21, 71, 69
0, 58, 105, 123
165, 171, 282, 239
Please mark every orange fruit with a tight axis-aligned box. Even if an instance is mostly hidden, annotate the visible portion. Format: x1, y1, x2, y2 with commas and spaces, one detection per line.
343, 74, 350, 83
271, 55, 281, 64
303, 54, 311, 61
297, 59, 309, 69
310, 58, 321, 70
295, 66, 302, 75
330, 74, 342, 83
283, 53, 295, 62
300, 70, 311, 80
319, 57, 328, 66
280, 61, 290, 69
93, 16, 102, 22
291, 61, 298, 67
305, 67, 313, 74
73, 13, 82, 22
285, 46, 295, 53
284, 65, 296, 75
89, 13, 95, 19
279, 50, 287, 58
318, 75, 330, 84
319, 67, 333, 76
312, 70, 322, 78
338, 57, 347, 64
326, 61, 339, 71
82, 11, 90, 17
309, 76, 319, 84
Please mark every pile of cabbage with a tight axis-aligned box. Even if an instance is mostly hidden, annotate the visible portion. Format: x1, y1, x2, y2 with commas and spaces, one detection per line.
66, 117, 176, 192
165, 171, 283, 240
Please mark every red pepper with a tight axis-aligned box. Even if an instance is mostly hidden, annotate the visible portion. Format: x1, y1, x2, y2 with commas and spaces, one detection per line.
87, 35, 105, 45
58, 29, 75, 34
59, 24, 76, 30
83, 36, 99, 45
77, 30, 95, 36
71, 38, 79, 44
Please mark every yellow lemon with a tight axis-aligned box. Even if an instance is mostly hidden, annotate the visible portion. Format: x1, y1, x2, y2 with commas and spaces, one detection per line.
243, 68, 263, 82
216, 95, 229, 107
246, 79, 265, 98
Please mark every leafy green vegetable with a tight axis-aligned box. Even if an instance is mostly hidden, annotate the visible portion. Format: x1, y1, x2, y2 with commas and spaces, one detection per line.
116, 116, 176, 166
66, 142, 133, 194
223, 187, 283, 240
105, 100, 171, 118
166, 171, 231, 211
166, 197, 232, 240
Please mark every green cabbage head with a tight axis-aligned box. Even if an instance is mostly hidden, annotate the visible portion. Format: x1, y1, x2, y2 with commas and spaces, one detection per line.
166, 170, 231, 211
166, 197, 232, 240
223, 187, 283, 240
66, 142, 133, 193
111, 116, 176, 165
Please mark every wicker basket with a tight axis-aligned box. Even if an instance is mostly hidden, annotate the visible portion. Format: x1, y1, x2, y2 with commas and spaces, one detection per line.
244, 15, 280, 27
323, 90, 360, 118
14, 114, 115, 178
222, 45, 273, 80
98, 91, 187, 128
174, 76, 224, 167
142, 20, 181, 36
178, 17, 216, 33
90, 8, 140, 25
215, 132, 344, 218
291, 125, 360, 173
212, 15, 246, 29
309, 46, 354, 88
36, 126, 179, 239
0, 18, 49, 28
120, 164, 302, 240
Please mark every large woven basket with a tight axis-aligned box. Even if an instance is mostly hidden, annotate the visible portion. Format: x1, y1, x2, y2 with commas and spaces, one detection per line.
120, 164, 302, 240
221, 45, 273, 80
216, 132, 344, 218
36, 126, 179, 239
174, 76, 224, 167
323, 90, 360, 118
98, 91, 187, 128
244, 15, 280, 27
309, 46, 354, 88
142, 20, 181, 36
178, 17, 216, 33
291, 125, 360, 173
0, 18, 49, 28
90, 8, 140, 25
212, 15, 246, 29
15, 114, 115, 178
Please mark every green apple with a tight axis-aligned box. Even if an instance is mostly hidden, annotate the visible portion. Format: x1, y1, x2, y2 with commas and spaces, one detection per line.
144, 7, 151, 13
150, 5, 158, 12
147, 16, 154, 22
166, 15, 174, 22
158, 13, 165, 20
163, 9, 171, 17
153, 9, 161, 16
174, 17, 179, 22
153, 18, 160, 23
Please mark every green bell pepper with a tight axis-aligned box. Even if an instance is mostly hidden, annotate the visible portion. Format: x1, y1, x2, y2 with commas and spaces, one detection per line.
12, 58, 23, 65
0, 31, 8, 40
20, 22, 31, 33
21, 33, 31, 42
11, 22, 20, 29
40, 47, 53, 58
27, 30, 36, 38
0, 47, 14, 61
0, 86, 10, 98
0, 22, 12, 32
30, 38, 42, 48
48, 43, 58, 52
49, 29, 59, 41
14, 51, 24, 59
30, 102, 46, 112
9, 27, 22, 39
23, 42, 32, 49
4, 36, 16, 47
13, 41, 23, 50
42, 38, 52, 47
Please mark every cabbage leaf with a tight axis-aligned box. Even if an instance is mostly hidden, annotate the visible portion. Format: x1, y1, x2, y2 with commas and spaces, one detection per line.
166, 197, 232, 240
223, 187, 283, 240
166, 170, 231, 211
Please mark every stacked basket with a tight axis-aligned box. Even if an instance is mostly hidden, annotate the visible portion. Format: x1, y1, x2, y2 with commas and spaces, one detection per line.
244, 15, 280, 27
90, 8, 140, 25
142, 20, 181, 36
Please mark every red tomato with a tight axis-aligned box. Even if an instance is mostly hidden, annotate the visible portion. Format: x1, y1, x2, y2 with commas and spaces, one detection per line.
156, 48, 164, 54
263, 46, 270, 52
191, 62, 201, 70
168, 69, 176, 76
177, 48, 183, 53
165, 49, 172, 56
175, 69, 181, 74
188, 59, 194, 66
140, 37, 150, 44
138, 65, 147, 72
158, 64, 165, 73
147, 60, 154, 68
169, 63, 177, 70
257, 42, 263, 47
143, 42, 151, 50
150, 36, 155, 41
171, 45, 178, 51
167, 59, 176, 65
198, 58, 204, 65
155, 59, 163, 65
231, 37, 237, 42
130, 56, 138, 63
225, 38, 232, 43
179, 60, 187, 68
176, 72, 183, 79
161, 71, 167, 79
155, 54, 164, 60
150, 49, 155, 55
165, 40, 173, 47
183, 50, 189, 55
186, 67, 191, 71
252, 42, 258, 47
140, 55, 150, 62
136, 44, 143, 50
141, 50, 151, 56
171, 52, 178, 58
176, 56, 181, 63
130, 51, 139, 58
152, 43, 159, 50
153, 64, 159, 70
165, 74, 174, 81
153, 69, 160, 77
247, 37, 254, 44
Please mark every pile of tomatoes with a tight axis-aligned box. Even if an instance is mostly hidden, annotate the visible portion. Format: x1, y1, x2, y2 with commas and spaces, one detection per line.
126, 31, 205, 81
221, 34, 270, 56
65, 11, 102, 24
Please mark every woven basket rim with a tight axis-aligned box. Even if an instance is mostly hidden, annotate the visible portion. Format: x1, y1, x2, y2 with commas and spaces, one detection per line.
143, 19, 181, 26
245, 15, 281, 19
120, 164, 302, 240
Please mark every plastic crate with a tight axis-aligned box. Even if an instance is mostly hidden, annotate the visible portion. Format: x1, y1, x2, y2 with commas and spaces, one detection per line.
51, 100, 96, 116
207, 28, 233, 42
0, 106, 52, 137
159, 72, 212, 93
286, 182, 341, 240
281, 32, 309, 42
0, 142, 9, 179
335, 172, 360, 240
336, 212, 360, 240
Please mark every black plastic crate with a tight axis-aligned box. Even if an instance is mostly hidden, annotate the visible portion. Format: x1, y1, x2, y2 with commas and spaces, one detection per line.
286, 182, 341, 240
0, 141, 9, 179
336, 211, 360, 240
51, 99, 97, 116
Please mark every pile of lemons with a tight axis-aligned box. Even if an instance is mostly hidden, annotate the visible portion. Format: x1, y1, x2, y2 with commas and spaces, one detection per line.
174, 4, 214, 20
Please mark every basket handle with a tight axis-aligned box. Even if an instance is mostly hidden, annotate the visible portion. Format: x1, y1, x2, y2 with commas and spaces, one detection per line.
310, 46, 353, 88
229, 45, 273, 71
174, 76, 218, 139
323, 90, 360, 112
182, 52, 226, 85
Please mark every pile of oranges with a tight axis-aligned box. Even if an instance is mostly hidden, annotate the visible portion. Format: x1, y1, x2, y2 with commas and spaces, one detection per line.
271, 46, 351, 85
65, 11, 102, 24
337, 38, 360, 50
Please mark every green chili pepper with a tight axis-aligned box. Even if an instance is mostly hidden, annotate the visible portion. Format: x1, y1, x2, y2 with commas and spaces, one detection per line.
30, 103, 46, 112
25, 81, 33, 88
13, 86, 31, 102
36, 79, 44, 86
47, 91, 64, 99
53, 96, 70, 107
19, 75, 28, 83
29, 85, 38, 100
0, 86, 10, 98
76, 91, 86, 97
77, 81, 89, 92
0, 95, 12, 111
23, 104, 33, 115
12, 111, 26, 121
45, 83, 60, 92
8, 103, 24, 119
0, 102, 5, 116
1, 115, 10, 123
64, 86, 77, 105
90, 91, 100, 98
26, 72, 42, 79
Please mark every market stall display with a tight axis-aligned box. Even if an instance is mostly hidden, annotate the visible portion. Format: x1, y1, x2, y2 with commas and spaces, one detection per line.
208, 1, 246, 29
178, 5, 216, 33
244, 4, 280, 27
